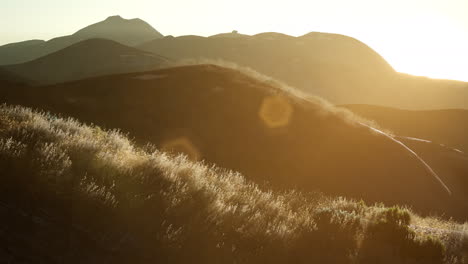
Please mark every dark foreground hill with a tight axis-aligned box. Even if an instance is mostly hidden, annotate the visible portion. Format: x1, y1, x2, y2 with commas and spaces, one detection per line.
1, 65, 466, 220
345, 104, 468, 153
0, 67, 30, 85
5, 39, 170, 85
139, 33, 468, 110
0, 15, 163, 65
398, 137, 468, 208
344, 105, 468, 209
2, 105, 467, 263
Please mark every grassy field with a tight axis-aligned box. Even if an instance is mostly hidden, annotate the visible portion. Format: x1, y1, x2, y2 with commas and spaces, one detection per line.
0, 104, 467, 263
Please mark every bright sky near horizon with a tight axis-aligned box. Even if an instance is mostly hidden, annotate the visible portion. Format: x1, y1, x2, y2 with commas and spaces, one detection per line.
1, 0, 468, 81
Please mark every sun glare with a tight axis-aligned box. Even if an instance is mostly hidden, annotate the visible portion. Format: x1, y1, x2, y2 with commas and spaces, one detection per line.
364, 14, 468, 81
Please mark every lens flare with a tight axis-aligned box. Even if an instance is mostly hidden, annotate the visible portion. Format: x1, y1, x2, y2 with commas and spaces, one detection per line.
161, 137, 201, 161
258, 95, 294, 128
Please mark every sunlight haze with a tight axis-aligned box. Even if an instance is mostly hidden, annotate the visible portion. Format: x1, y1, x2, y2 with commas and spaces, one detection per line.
2, 0, 468, 261
1, 0, 468, 81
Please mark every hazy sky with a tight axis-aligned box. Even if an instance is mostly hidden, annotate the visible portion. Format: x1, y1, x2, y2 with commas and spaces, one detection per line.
2, 0, 468, 81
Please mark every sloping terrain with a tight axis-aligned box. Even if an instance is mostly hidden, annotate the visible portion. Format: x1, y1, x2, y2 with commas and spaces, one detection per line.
0, 68, 30, 85
138, 33, 468, 109
345, 104, 468, 153
2, 105, 465, 264
398, 137, 468, 207
0, 16, 163, 65
342, 105, 468, 207
5, 39, 170, 85
1, 64, 464, 219
0, 40, 47, 66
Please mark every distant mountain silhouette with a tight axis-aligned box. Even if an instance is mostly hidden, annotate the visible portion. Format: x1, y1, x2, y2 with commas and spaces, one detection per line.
0, 40, 47, 68
5, 38, 170, 84
138, 33, 468, 110
210, 31, 250, 38
74, 15, 163, 46
2, 64, 466, 219
0, 16, 163, 65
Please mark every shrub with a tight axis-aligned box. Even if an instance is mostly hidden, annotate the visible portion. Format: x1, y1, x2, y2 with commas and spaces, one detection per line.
359, 206, 444, 263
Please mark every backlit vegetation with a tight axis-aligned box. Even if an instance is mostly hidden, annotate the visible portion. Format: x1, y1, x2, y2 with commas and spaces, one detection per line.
0, 104, 467, 263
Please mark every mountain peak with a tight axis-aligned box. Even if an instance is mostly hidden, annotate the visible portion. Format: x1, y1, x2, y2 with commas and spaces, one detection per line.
105, 15, 123, 20
104, 15, 140, 23
73, 16, 163, 46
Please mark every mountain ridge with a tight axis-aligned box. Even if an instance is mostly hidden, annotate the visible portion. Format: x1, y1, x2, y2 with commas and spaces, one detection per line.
4, 38, 170, 85
0, 16, 164, 65
73, 15, 163, 45
137, 33, 468, 110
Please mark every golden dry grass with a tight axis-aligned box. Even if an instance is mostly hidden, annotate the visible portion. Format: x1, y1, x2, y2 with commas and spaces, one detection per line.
0, 104, 466, 263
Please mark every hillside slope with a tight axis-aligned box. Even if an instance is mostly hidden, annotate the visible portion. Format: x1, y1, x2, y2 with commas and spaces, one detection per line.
0, 67, 30, 84
139, 34, 468, 109
1, 65, 465, 219
1, 105, 465, 263
398, 137, 468, 208
344, 104, 468, 153
0, 16, 163, 65
5, 39, 170, 84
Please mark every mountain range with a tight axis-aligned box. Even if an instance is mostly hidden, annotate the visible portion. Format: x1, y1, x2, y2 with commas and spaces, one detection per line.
1, 14, 468, 263
0, 16, 468, 110
0, 15, 163, 65
138, 33, 468, 109
1, 17, 467, 219
2, 16, 466, 109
